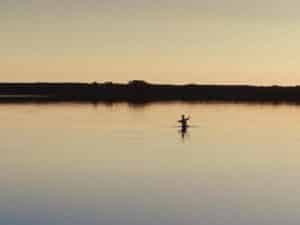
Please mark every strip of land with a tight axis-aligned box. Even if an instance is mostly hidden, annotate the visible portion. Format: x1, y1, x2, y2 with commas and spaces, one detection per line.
1, 81, 300, 103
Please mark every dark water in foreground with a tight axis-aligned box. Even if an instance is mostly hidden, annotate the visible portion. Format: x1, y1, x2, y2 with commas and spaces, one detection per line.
1, 102, 300, 225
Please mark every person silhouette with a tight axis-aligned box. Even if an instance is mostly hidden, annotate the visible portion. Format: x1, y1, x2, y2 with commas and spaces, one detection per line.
178, 114, 190, 129
178, 115, 190, 140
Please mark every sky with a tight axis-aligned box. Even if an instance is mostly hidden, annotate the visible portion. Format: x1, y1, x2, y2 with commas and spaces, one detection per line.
1, 0, 300, 84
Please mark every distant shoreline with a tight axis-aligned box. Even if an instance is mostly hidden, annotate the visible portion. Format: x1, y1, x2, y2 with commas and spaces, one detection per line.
1, 81, 300, 103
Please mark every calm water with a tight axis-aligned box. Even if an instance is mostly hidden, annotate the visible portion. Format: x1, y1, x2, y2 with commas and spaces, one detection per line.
1, 102, 300, 225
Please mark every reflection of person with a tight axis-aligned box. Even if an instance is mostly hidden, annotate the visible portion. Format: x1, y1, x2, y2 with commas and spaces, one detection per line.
178, 114, 190, 128
180, 125, 187, 139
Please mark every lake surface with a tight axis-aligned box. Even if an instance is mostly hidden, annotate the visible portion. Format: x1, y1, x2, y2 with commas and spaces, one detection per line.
1, 102, 300, 225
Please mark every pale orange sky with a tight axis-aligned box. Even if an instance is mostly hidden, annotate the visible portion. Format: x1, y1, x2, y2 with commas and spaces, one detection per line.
1, 0, 300, 84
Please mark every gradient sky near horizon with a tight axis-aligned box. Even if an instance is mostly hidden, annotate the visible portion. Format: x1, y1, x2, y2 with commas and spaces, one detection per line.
1, 0, 300, 84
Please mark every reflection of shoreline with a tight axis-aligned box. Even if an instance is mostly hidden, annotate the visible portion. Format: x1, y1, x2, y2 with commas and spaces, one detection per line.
1, 81, 300, 104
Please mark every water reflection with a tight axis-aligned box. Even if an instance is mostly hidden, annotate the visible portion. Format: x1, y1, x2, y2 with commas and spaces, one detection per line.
1, 102, 300, 225
179, 125, 189, 140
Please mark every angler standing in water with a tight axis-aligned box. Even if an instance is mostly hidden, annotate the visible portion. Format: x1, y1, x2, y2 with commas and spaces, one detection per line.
178, 114, 190, 139
178, 114, 190, 128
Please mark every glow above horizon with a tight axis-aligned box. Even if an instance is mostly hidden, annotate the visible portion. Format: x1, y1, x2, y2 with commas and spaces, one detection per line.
1, 0, 300, 85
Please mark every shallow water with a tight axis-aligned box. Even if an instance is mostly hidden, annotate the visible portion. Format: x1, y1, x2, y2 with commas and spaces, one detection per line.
1, 102, 300, 225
